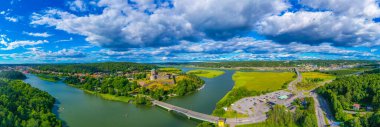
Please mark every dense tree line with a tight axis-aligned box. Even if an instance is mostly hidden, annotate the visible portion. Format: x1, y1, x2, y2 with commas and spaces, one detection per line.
322, 69, 360, 76
64, 74, 204, 102
174, 74, 204, 96
0, 71, 26, 80
0, 80, 61, 127
365, 68, 380, 74
259, 98, 317, 127
317, 74, 380, 127
189, 60, 375, 68
35, 62, 157, 73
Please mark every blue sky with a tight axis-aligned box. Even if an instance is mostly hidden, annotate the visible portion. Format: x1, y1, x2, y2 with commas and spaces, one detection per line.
0, 0, 379, 63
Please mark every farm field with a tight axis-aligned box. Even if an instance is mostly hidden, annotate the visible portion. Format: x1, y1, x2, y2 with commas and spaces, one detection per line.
232, 71, 296, 92
187, 69, 225, 78
302, 72, 335, 81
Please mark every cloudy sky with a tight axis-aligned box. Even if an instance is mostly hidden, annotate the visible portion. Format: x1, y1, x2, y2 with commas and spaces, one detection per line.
0, 0, 379, 63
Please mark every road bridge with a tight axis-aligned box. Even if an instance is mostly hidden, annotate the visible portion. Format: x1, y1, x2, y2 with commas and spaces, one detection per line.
152, 100, 221, 123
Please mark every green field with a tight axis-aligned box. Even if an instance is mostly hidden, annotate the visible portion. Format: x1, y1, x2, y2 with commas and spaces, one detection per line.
232, 71, 296, 91
187, 69, 225, 78
296, 72, 335, 91
158, 67, 182, 73
302, 72, 335, 80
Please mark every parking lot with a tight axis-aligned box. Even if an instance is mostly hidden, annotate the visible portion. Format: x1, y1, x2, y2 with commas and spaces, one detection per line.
230, 90, 297, 117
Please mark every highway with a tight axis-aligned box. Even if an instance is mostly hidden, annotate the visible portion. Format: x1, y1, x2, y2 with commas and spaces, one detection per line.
311, 91, 337, 127
287, 68, 302, 92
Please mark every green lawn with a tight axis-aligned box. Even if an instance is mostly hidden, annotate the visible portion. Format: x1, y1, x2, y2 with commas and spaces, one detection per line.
187, 69, 225, 78
232, 71, 296, 92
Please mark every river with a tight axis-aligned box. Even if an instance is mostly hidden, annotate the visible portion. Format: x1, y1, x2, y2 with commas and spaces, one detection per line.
23, 68, 235, 127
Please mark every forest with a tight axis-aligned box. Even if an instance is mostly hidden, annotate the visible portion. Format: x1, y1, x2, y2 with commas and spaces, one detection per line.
248, 98, 318, 127
35, 62, 157, 73
0, 79, 62, 127
64, 73, 204, 102
0, 71, 26, 80
189, 60, 375, 68
317, 74, 380, 127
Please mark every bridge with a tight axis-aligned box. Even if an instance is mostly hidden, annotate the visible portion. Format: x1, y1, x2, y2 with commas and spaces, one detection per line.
152, 100, 221, 123
153, 100, 268, 126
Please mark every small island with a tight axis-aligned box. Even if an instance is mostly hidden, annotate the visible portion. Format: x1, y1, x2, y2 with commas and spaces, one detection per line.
187, 69, 225, 78
35, 74, 61, 82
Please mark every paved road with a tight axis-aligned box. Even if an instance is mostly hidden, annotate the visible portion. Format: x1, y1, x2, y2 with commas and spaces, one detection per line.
226, 115, 267, 125
311, 92, 337, 127
311, 92, 327, 127
343, 110, 373, 115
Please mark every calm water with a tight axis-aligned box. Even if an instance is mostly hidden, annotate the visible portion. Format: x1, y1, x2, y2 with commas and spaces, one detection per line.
23, 68, 235, 127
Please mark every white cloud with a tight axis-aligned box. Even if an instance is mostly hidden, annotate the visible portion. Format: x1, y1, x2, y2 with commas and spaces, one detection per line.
36, 48, 87, 58
29, 0, 380, 53
94, 37, 376, 61
0, 40, 48, 50
256, 11, 380, 46
23, 32, 52, 37
68, 0, 87, 12
31, 0, 289, 50
5, 16, 18, 22
55, 37, 73, 42
300, 0, 380, 18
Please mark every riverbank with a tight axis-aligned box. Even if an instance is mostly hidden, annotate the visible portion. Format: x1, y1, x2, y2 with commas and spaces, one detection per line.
65, 83, 135, 103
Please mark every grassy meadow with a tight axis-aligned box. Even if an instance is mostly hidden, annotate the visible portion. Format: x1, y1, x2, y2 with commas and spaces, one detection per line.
296, 72, 335, 91
302, 72, 335, 81
187, 69, 225, 78
232, 71, 296, 92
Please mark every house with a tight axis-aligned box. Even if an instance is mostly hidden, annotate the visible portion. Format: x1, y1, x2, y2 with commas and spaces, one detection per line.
353, 104, 360, 111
